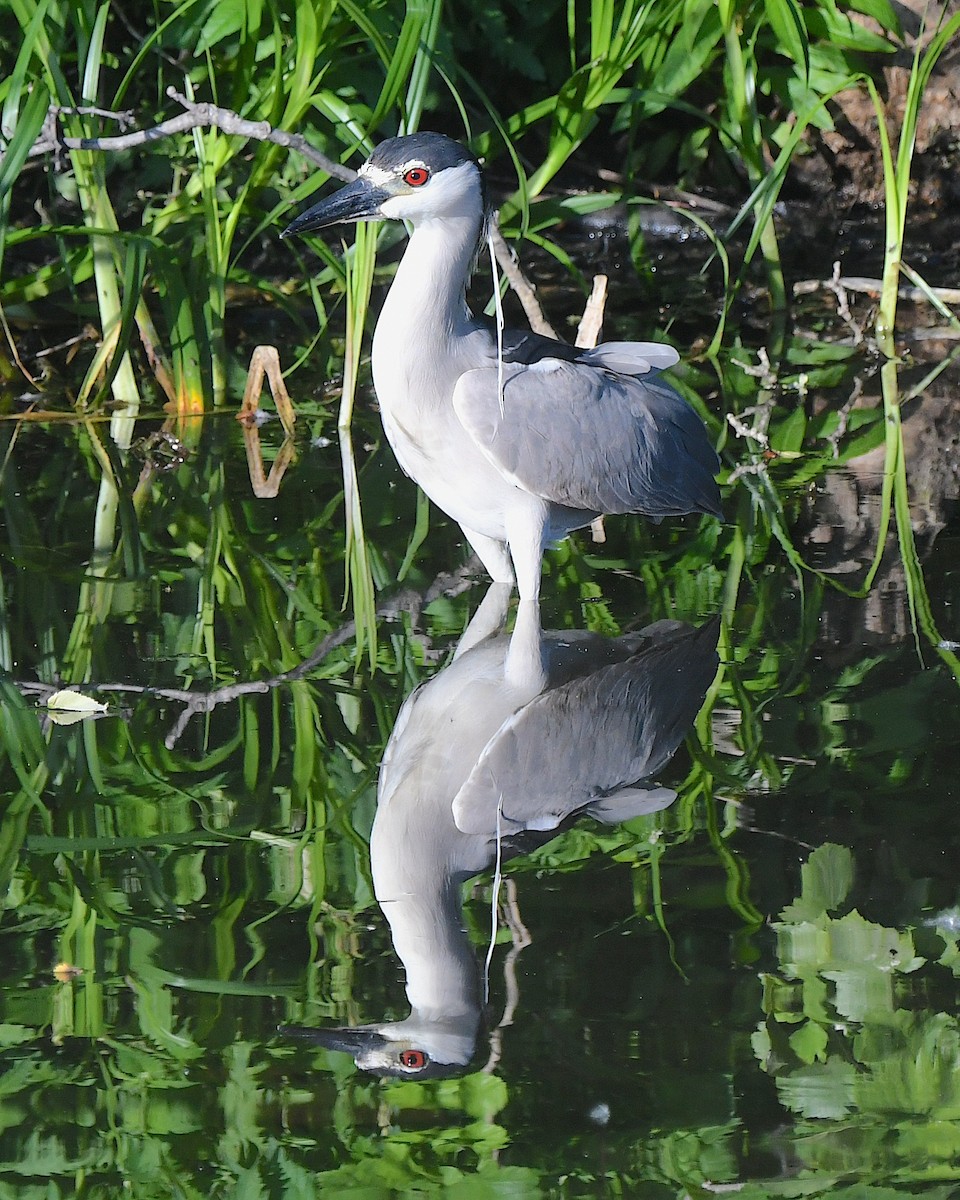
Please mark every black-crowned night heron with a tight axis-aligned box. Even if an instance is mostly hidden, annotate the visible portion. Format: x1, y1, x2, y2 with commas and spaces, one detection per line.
283, 589, 719, 1078
282, 134, 721, 676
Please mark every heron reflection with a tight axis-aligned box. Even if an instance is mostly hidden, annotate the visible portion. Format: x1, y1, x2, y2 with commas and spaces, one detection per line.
285, 585, 719, 1078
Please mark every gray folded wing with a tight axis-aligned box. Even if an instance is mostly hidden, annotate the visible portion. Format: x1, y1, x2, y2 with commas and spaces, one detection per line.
451, 619, 720, 836
496, 327, 680, 376
577, 342, 680, 376
453, 360, 721, 518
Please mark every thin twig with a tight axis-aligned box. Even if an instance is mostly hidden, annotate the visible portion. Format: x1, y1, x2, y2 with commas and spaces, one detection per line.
489, 225, 558, 338
31, 324, 99, 362
725, 459, 771, 485
726, 409, 770, 448
482, 876, 532, 1075
0, 298, 40, 388
794, 273, 960, 306
827, 374, 864, 459
731, 346, 777, 390
26, 90, 354, 181
824, 260, 866, 346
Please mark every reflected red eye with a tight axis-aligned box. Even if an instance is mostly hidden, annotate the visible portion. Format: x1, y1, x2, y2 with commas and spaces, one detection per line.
399, 1049, 428, 1069
403, 167, 430, 187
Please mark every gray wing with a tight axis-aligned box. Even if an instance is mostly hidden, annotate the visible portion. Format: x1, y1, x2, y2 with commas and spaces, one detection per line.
451, 619, 720, 836
578, 342, 680, 375
452, 360, 721, 518
485, 322, 681, 377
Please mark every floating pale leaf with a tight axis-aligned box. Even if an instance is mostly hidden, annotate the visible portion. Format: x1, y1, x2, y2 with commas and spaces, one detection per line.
46, 689, 108, 725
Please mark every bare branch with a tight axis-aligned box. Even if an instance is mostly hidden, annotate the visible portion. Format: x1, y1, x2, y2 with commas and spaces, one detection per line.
794, 273, 960, 307
489, 226, 558, 339
575, 273, 608, 351
10, 561, 484, 749
26, 89, 355, 181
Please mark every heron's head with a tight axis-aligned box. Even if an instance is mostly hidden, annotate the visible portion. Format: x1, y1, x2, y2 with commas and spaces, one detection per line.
281, 1016, 478, 1080
281, 132, 486, 239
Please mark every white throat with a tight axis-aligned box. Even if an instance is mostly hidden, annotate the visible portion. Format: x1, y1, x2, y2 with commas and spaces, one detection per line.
371, 163, 484, 419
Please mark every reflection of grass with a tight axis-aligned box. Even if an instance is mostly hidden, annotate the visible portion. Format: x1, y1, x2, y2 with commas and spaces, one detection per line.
0, 401, 956, 1198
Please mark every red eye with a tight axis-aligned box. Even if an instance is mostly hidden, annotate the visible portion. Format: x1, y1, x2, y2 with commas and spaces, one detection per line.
403, 167, 430, 188
399, 1049, 428, 1069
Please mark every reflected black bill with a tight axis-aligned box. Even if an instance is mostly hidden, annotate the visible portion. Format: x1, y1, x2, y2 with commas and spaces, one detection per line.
278, 1023, 389, 1055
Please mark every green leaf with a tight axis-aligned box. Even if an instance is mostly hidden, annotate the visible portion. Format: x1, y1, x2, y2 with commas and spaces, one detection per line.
763, 0, 810, 79
638, 2, 722, 119
0, 76, 50, 208
776, 1057, 857, 1119
769, 407, 807, 455
847, 0, 902, 38
196, 0, 245, 53
0, 1023, 35, 1047
0, 679, 45, 797
804, 7, 897, 52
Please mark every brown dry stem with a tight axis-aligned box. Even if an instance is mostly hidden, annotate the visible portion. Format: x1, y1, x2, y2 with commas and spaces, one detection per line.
237, 345, 298, 498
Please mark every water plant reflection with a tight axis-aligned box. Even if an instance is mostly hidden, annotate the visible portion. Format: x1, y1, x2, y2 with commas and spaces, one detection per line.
753, 842, 960, 1187
285, 585, 719, 1077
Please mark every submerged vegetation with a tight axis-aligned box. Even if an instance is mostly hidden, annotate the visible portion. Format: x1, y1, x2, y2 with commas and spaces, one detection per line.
1, 0, 960, 1195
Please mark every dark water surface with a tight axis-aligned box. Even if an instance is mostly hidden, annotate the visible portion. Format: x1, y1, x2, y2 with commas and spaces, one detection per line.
2, 235, 960, 1198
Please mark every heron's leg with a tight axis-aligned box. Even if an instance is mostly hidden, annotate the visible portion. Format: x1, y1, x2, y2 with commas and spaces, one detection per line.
461, 526, 515, 585
454, 582, 512, 659
503, 499, 548, 693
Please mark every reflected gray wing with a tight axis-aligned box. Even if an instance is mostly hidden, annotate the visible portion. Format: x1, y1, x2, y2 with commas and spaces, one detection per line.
452, 361, 721, 518
451, 620, 720, 836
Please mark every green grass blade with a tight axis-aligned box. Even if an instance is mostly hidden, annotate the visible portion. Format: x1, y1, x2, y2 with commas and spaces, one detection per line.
80, 1, 109, 102
339, 223, 378, 668
764, 0, 810, 81
0, 83, 50, 278
400, 0, 443, 134
882, 360, 960, 683
370, 0, 431, 132
397, 488, 431, 582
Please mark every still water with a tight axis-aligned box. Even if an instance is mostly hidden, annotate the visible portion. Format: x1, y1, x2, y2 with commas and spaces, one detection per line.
2, 237, 960, 1196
